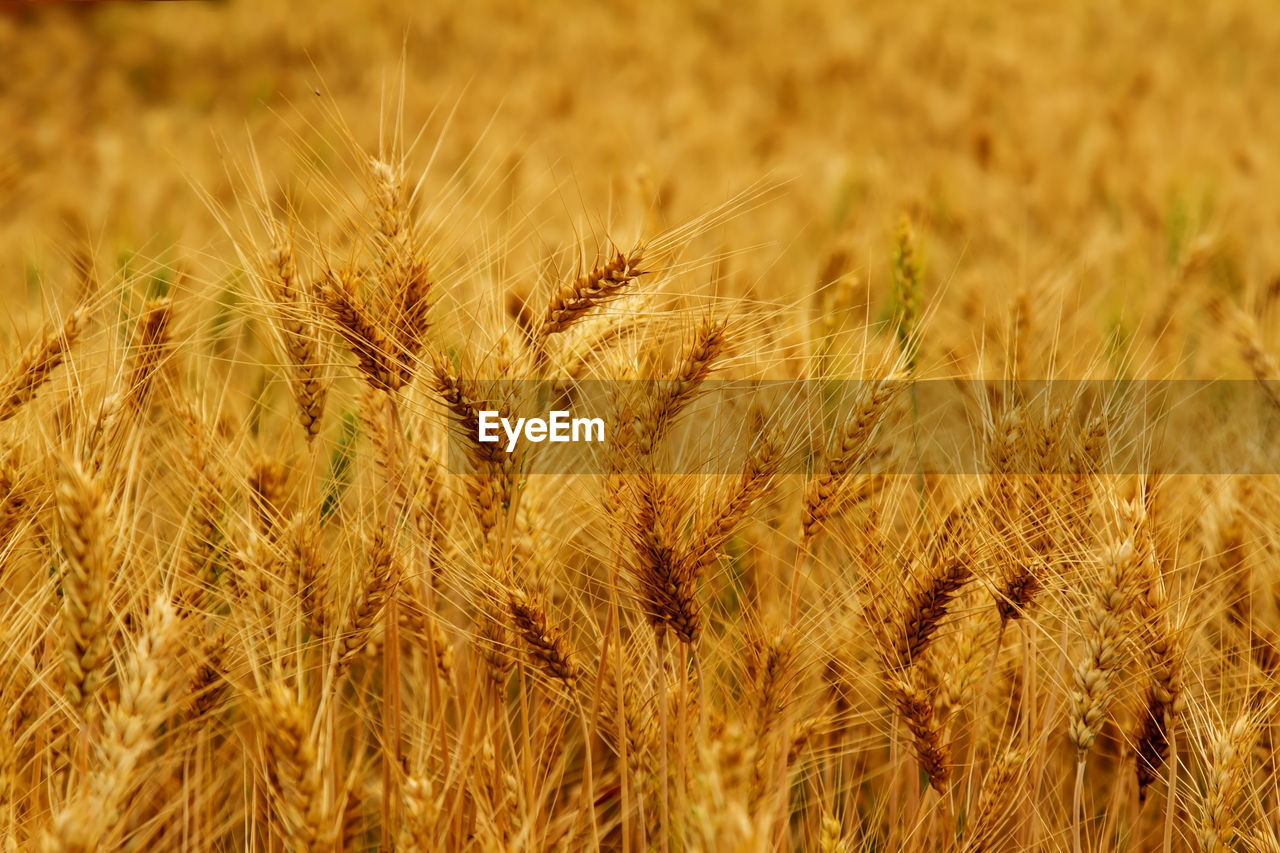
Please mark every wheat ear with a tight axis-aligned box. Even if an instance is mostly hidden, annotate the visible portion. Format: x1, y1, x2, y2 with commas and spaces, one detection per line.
802, 374, 905, 541
56, 457, 114, 714
1199, 714, 1257, 853
263, 231, 329, 440
255, 682, 338, 852
0, 308, 86, 423
123, 299, 173, 417
539, 246, 647, 339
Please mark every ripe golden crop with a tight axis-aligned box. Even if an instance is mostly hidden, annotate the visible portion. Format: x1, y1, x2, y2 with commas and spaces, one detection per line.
2, 2, 1279, 851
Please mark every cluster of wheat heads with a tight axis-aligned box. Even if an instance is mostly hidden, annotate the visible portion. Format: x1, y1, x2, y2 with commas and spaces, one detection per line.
2, 133, 1280, 853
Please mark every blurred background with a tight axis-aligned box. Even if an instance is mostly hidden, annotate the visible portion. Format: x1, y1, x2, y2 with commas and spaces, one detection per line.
2, 0, 1277, 379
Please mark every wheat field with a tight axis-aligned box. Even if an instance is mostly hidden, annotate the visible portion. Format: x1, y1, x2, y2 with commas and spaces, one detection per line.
3, 1, 1280, 851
